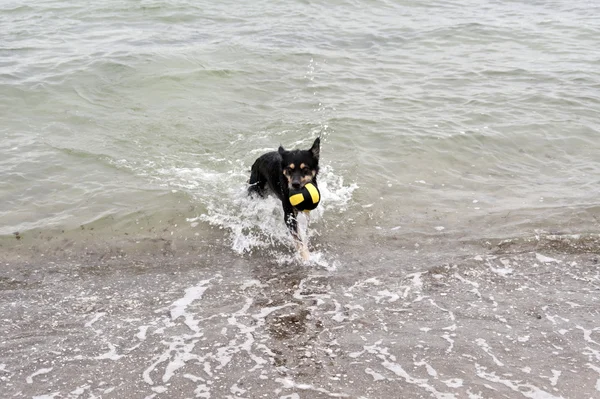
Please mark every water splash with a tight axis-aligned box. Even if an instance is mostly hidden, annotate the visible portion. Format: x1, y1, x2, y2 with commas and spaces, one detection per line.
182, 163, 357, 261
108, 134, 356, 263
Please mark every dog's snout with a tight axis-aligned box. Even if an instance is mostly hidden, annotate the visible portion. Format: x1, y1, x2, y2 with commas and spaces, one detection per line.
292, 182, 301, 190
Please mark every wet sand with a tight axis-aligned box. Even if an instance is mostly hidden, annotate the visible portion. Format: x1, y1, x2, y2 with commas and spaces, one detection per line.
2, 233, 599, 398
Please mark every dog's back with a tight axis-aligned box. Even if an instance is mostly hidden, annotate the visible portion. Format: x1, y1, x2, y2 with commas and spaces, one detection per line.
248, 151, 284, 200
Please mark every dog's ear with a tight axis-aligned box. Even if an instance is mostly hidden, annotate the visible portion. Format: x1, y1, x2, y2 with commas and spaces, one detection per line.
309, 137, 320, 160
278, 145, 286, 156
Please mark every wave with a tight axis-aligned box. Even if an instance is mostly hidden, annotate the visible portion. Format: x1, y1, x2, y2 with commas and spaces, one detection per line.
165, 162, 358, 262
479, 232, 600, 255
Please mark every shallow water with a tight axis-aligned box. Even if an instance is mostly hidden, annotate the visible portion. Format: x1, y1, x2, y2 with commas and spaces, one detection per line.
1, 0, 600, 398
2, 0, 600, 244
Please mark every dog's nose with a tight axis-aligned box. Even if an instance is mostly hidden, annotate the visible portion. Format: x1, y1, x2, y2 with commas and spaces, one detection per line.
292, 182, 301, 190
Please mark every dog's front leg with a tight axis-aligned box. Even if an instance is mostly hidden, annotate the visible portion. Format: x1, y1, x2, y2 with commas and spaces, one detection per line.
284, 205, 309, 261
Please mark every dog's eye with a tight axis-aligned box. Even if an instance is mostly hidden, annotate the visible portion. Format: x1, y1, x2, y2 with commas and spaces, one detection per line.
302, 168, 311, 175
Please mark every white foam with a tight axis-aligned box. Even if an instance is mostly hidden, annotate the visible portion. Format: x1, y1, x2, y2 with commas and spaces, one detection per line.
467, 390, 484, 399
365, 367, 386, 381
545, 313, 569, 325
442, 332, 455, 354
348, 349, 365, 359
548, 370, 561, 386
68, 384, 90, 398
405, 272, 425, 293
143, 336, 203, 386
240, 279, 265, 290
84, 312, 106, 328
535, 253, 561, 263
193, 383, 211, 398
348, 278, 382, 292
169, 278, 214, 333
94, 343, 123, 361
362, 341, 456, 399
428, 299, 456, 322
380, 359, 455, 399
32, 393, 60, 399
475, 364, 564, 399
162, 340, 198, 383
275, 377, 350, 397
327, 299, 347, 323
26, 367, 53, 384
170, 280, 210, 320
585, 347, 600, 362
453, 273, 479, 288
373, 290, 399, 303
253, 303, 297, 320
415, 360, 438, 377
136, 325, 149, 341
444, 378, 463, 388
274, 248, 339, 270
183, 373, 205, 383
230, 382, 246, 396
475, 338, 503, 367
576, 325, 600, 346
488, 261, 513, 277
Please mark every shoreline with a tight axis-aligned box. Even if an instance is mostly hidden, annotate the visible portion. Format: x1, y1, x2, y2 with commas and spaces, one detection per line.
1, 233, 599, 398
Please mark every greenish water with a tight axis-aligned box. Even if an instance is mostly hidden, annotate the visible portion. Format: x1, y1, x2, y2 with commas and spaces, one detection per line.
2, 0, 600, 253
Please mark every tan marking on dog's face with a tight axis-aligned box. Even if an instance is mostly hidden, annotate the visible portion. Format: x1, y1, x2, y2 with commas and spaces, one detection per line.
300, 163, 306, 169
300, 174, 313, 185
289, 163, 295, 169
282, 166, 293, 185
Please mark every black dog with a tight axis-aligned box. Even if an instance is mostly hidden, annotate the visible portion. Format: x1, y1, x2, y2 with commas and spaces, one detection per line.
248, 138, 320, 259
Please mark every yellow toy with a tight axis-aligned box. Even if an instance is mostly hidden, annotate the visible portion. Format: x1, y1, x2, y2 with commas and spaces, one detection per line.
289, 182, 320, 211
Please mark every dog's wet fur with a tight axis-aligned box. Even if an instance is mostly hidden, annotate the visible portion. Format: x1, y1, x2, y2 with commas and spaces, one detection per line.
248, 138, 320, 259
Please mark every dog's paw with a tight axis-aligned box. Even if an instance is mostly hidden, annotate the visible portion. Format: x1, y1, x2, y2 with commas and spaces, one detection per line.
295, 241, 310, 262
300, 247, 310, 261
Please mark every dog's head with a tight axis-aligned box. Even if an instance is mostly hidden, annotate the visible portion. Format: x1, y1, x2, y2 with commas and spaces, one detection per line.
279, 137, 320, 190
